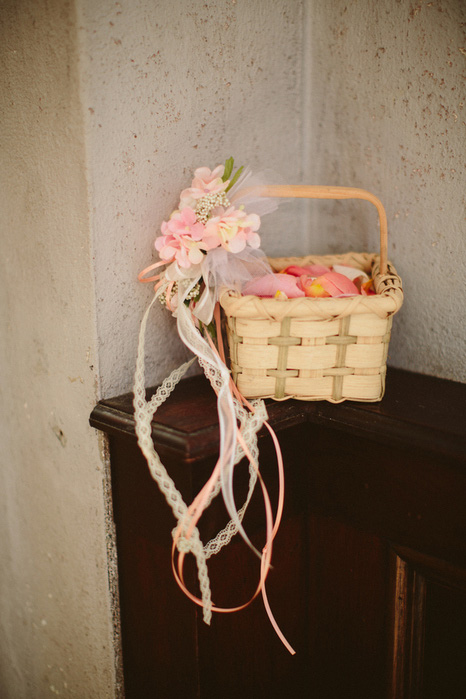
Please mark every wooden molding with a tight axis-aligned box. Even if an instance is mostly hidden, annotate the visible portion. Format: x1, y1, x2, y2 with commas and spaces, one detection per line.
389, 550, 426, 699
90, 367, 466, 462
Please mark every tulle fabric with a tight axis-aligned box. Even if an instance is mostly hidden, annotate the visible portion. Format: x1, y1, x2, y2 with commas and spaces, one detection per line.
135, 174, 297, 652
229, 167, 289, 217
160, 172, 288, 324
195, 247, 273, 324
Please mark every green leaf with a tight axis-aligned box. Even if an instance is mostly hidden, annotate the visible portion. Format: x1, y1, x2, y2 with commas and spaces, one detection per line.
225, 165, 243, 193
222, 157, 234, 182
200, 320, 217, 341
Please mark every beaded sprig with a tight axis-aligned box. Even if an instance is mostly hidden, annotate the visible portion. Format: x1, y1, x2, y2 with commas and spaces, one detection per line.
195, 191, 231, 224
158, 281, 201, 306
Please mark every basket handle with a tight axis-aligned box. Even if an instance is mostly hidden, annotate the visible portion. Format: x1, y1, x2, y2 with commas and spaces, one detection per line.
234, 185, 388, 275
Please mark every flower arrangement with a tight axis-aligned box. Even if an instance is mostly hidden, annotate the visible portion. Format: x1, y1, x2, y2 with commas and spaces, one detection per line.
135, 158, 296, 655
134, 160, 400, 655
134, 158, 398, 657
139, 157, 273, 327
143, 164, 377, 342
155, 162, 261, 268
141, 158, 375, 320
134, 158, 403, 654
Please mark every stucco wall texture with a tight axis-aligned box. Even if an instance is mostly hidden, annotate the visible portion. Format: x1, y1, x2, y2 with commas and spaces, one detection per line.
0, 1, 117, 697
306, 0, 466, 382
82, 0, 465, 398
78, 0, 307, 397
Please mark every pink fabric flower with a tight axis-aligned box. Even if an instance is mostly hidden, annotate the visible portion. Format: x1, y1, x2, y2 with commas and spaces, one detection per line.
179, 165, 229, 209
155, 208, 207, 268
203, 206, 261, 253
161, 207, 205, 240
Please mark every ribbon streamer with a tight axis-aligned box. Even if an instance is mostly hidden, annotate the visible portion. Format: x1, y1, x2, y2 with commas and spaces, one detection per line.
133, 284, 295, 653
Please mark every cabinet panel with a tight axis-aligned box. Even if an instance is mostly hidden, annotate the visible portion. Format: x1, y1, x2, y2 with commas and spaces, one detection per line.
390, 546, 466, 699
423, 580, 466, 699
91, 369, 466, 698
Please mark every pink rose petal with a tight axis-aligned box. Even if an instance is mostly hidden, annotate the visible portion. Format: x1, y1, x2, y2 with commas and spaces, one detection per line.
305, 264, 332, 277
320, 271, 359, 297
243, 273, 305, 298
299, 274, 330, 297
281, 264, 331, 277
332, 264, 369, 283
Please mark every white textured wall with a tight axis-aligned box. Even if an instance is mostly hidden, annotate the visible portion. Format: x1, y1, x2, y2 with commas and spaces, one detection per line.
0, 1, 117, 696
78, 0, 307, 397
306, 0, 466, 382
82, 0, 466, 395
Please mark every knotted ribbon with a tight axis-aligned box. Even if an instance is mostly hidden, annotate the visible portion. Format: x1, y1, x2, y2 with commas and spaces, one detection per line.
133, 277, 295, 654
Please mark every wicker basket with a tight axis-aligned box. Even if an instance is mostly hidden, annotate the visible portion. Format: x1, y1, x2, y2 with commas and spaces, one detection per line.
220, 185, 403, 403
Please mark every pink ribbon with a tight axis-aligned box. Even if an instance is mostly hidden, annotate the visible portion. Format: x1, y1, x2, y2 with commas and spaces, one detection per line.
137, 266, 295, 653
171, 303, 295, 654
138, 258, 174, 287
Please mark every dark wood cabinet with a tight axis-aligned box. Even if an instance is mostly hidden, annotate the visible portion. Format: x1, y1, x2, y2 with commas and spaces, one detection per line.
90, 368, 466, 698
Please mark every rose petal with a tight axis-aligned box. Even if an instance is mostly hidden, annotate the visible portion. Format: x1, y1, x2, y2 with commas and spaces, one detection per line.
320, 272, 359, 297
299, 275, 331, 297
281, 264, 331, 277
332, 264, 369, 283
243, 273, 305, 298
307, 282, 331, 298
305, 264, 332, 277
359, 278, 375, 295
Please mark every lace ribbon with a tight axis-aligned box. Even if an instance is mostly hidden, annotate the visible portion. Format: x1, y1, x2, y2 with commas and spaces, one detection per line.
133, 282, 295, 653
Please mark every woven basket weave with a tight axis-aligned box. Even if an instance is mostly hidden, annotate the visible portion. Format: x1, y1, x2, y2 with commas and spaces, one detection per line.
220, 185, 403, 403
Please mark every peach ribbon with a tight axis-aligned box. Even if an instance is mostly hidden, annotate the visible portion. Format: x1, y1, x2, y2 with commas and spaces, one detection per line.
138, 259, 173, 284
170, 303, 295, 654
137, 271, 295, 653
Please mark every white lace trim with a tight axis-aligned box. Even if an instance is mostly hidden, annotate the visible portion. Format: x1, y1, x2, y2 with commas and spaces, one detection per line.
133, 289, 267, 624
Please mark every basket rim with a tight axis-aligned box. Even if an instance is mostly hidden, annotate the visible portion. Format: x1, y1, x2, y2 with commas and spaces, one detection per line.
219, 252, 403, 321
